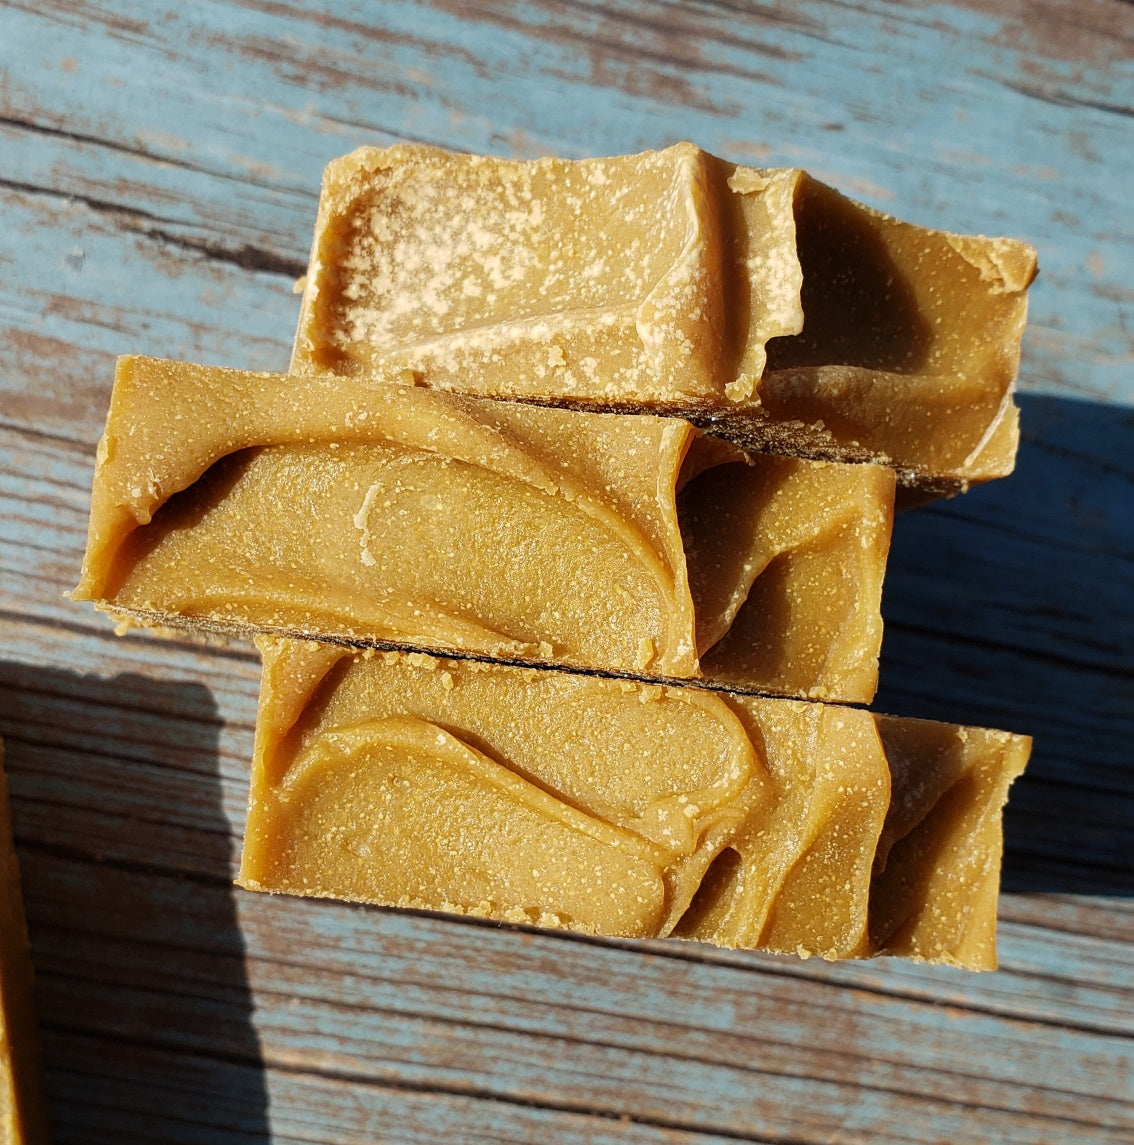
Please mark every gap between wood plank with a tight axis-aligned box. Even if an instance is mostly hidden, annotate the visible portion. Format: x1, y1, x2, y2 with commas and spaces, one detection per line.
45, 1020, 802, 1145
245, 959, 1134, 1097
40, 1002, 1129, 1142
999, 79, 1134, 117
0, 109, 314, 198
0, 174, 306, 279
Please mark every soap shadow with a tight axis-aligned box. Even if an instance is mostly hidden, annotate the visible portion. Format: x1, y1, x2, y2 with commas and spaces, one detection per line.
0, 663, 270, 1144
875, 393, 1134, 896
763, 175, 932, 374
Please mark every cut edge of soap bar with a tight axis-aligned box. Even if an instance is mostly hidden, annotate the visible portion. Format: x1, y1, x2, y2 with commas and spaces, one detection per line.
238, 641, 1031, 970
291, 141, 1038, 494
0, 742, 48, 1145
868, 713, 1032, 969
73, 355, 894, 704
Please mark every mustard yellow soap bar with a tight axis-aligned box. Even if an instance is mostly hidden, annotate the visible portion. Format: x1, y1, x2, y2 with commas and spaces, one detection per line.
292, 142, 1037, 495
238, 642, 1030, 969
1, 745, 47, 1145
73, 356, 894, 702
680, 708, 1031, 967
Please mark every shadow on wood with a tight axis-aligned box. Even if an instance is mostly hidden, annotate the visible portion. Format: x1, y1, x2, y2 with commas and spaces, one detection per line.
0, 663, 270, 1144
877, 393, 1134, 897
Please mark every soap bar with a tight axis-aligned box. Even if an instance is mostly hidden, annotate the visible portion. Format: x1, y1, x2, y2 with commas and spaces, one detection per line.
292, 142, 1037, 494
73, 356, 894, 702
238, 641, 1030, 969
1, 744, 47, 1145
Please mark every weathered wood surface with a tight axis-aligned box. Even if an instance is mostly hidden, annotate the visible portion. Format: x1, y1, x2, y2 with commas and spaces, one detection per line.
1, 1, 1131, 1141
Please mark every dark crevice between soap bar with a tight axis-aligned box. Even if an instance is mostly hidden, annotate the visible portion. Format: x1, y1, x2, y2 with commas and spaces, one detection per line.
678, 455, 800, 658
673, 845, 743, 938
763, 175, 932, 374
868, 768, 988, 955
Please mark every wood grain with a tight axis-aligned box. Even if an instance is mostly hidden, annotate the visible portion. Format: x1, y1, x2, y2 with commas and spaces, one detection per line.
1, 0, 1131, 1141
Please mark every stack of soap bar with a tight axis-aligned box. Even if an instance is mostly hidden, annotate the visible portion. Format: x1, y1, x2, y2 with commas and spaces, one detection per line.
292, 142, 1037, 495
73, 355, 895, 703
1, 744, 46, 1145
73, 139, 1037, 972
239, 641, 1030, 969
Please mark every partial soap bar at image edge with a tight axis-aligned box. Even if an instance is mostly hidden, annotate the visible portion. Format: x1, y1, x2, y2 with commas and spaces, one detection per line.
72, 355, 894, 703
1, 743, 47, 1145
292, 141, 1037, 495
238, 641, 1031, 971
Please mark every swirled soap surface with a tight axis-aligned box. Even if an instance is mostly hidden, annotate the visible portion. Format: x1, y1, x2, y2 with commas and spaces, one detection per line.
240, 643, 1030, 969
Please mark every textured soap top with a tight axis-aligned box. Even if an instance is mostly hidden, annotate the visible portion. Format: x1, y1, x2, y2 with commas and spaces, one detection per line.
293, 141, 1037, 492
294, 142, 788, 403
73, 355, 894, 702
240, 642, 1031, 969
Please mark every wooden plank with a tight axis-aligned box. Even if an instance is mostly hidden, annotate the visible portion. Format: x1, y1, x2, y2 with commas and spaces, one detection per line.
0, 0, 1130, 428
0, 189, 296, 444
2, 652, 1132, 1141
17, 861, 1134, 1144
45, 1033, 758, 1145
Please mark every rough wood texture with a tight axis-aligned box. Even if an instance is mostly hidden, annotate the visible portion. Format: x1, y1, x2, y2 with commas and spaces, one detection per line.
1, 1, 1131, 1141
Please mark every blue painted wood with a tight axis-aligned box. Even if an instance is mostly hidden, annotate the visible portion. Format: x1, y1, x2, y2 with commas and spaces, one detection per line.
0, 1, 1130, 422
1, 0, 1132, 1141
